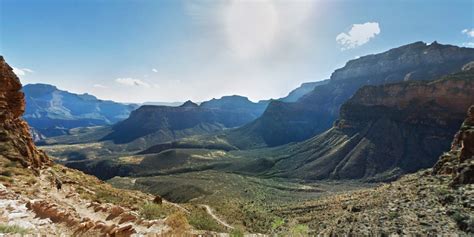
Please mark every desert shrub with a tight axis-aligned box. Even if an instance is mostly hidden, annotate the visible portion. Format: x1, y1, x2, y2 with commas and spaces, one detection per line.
188, 208, 223, 232
0, 170, 12, 177
165, 212, 189, 234
94, 190, 122, 204
140, 203, 168, 220
229, 228, 245, 237
271, 217, 285, 231
0, 176, 13, 183
0, 224, 29, 234
388, 211, 400, 220
289, 224, 309, 236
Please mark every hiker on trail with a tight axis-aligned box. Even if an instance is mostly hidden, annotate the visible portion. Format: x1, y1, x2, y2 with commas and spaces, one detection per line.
48, 170, 63, 191
55, 176, 63, 191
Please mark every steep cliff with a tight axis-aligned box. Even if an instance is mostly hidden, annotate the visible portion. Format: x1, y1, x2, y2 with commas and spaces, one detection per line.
433, 105, 474, 186
230, 42, 474, 148
0, 56, 50, 168
251, 68, 474, 181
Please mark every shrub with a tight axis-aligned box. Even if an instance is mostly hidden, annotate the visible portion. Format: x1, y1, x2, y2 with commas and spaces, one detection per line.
0, 170, 12, 177
140, 203, 168, 220
0, 224, 30, 234
229, 228, 245, 237
290, 224, 309, 236
165, 212, 189, 234
271, 217, 285, 231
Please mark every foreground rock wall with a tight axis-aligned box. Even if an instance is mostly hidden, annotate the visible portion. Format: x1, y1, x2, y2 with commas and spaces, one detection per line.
0, 56, 50, 168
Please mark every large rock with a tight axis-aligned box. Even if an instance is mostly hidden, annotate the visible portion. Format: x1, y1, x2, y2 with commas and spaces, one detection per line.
433, 105, 474, 186
0, 56, 50, 168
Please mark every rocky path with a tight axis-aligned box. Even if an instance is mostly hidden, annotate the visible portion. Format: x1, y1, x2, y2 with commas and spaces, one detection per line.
0, 168, 173, 236
199, 204, 234, 230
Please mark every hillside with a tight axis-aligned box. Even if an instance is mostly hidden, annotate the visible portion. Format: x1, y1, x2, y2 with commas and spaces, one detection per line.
272, 105, 474, 235
227, 42, 474, 148
256, 69, 474, 181
0, 56, 231, 236
102, 96, 268, 145
23, 84, 137, 138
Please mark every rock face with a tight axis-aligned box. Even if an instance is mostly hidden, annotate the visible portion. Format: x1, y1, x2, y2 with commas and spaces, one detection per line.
0, 56, 50, 168
23, 83, 138, 138
231, 42, 474, 148
258, 69, 474, 181
433, 105, 474, 186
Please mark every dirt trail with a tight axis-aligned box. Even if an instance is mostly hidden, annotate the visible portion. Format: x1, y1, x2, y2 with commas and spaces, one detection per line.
199, 204, 234, 230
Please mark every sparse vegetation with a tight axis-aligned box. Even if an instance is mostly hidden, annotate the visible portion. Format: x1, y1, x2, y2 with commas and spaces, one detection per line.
188, 207, 224, 232
0, 224, 30, 234
289, 224, 310, 236
139, 203, 168, 220
165, 212, 189, 234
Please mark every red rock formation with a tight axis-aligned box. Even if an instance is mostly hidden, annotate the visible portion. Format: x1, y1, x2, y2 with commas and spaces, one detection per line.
433, 105, 474, 186
0, 56, 50, 168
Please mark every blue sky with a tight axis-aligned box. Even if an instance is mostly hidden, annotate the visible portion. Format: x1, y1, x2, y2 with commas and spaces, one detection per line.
1, 0, 473, 103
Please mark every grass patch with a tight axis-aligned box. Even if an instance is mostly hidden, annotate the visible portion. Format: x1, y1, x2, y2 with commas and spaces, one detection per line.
0, 224, 30, 234
139, 203, 168, 220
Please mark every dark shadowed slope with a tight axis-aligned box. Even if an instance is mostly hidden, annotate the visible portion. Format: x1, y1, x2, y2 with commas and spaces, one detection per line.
227, 42, 474, 148
102, 96, 269, 145
253, 68, 474, 181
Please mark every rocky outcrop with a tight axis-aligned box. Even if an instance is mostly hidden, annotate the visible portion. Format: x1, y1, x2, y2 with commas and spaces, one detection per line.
229, 42, 474, 148
433, 105, 474, 186
0, 56, 50, 168
253, 69, 474, 181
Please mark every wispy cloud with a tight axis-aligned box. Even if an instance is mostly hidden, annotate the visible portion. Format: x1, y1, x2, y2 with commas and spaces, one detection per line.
152, 68, 158, 73
12, 67, 34, 76
336, 22, 380, 50
462, 28, 474, 38
115, 78, 150, 87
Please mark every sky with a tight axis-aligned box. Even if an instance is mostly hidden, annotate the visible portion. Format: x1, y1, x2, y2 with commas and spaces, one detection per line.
1, 0, 473, 103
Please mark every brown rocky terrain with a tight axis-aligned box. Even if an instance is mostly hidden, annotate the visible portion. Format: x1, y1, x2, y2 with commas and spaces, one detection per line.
0, 56, 50, 169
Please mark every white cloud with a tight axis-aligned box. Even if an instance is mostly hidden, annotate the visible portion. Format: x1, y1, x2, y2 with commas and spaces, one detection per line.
336, 22, 381, 50
115, 78, 150, 87
462, 28, 474, 38
152, 68, 158, 73
93, 84, 107, 88
12, 67, 34, 76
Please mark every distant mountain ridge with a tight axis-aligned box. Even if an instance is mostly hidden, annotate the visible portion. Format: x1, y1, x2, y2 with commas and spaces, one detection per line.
249, 68, 474, 181
225, 42, 474, 148
23, 83, 138, 137
102, 96, 269, 145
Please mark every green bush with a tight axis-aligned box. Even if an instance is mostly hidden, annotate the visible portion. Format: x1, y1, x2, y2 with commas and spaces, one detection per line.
271, 217, 285, 231
290, 224, 309, 236
230, 228, 245, 237
0, 224, 29, 234
140, 203, 168, 220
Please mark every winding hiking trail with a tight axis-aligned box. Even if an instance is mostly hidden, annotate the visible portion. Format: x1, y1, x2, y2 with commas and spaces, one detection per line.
199, 204, 234, 230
